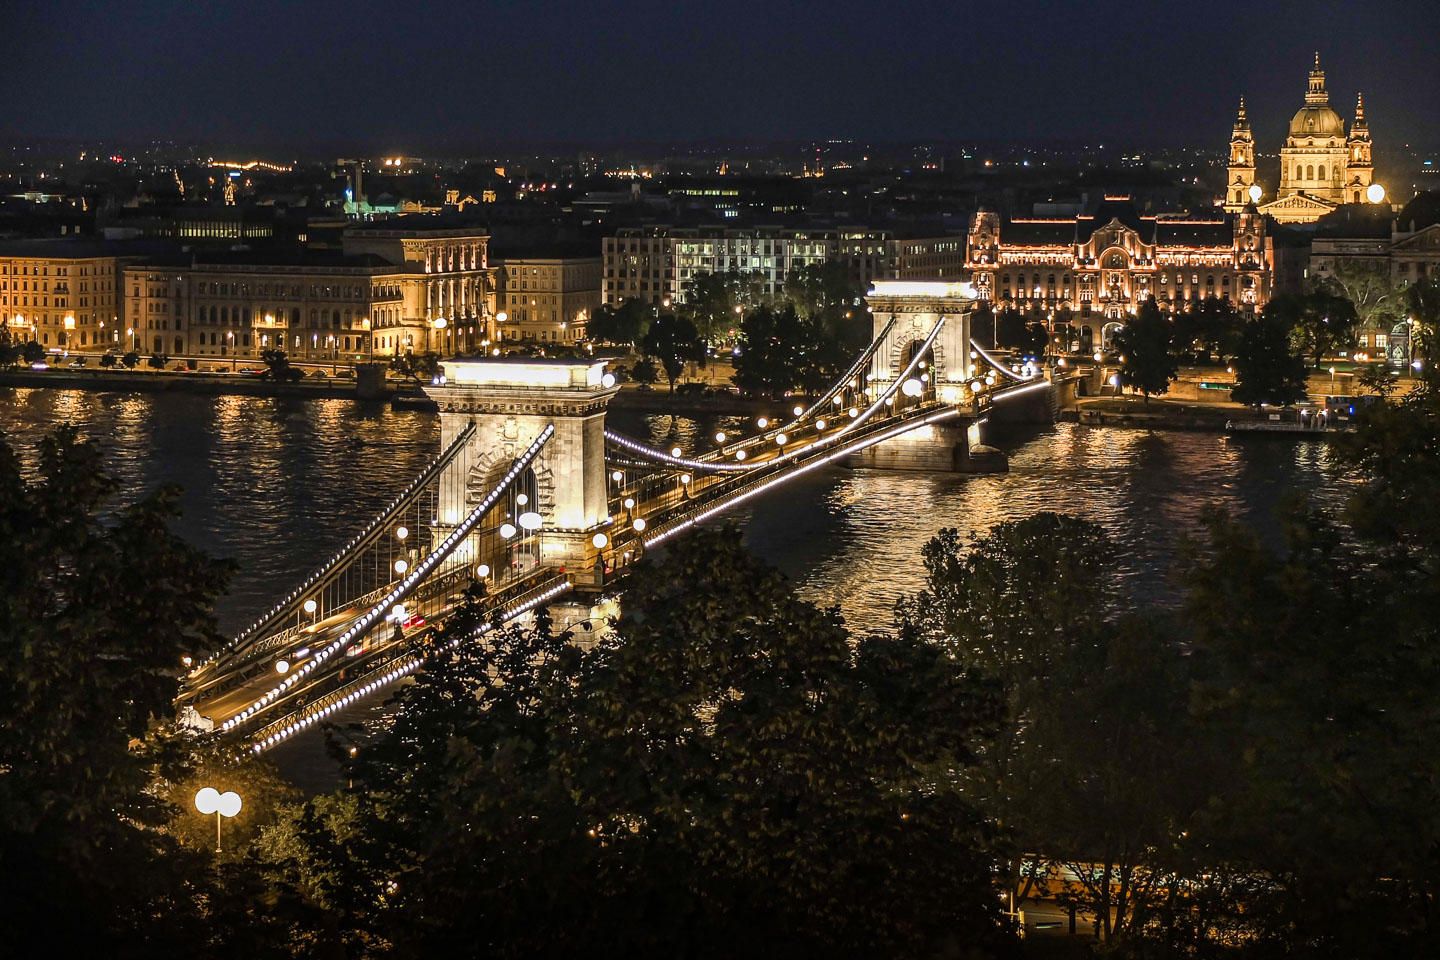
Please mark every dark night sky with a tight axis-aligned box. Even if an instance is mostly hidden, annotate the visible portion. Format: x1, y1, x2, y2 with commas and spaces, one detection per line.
5, 0, 1437, 150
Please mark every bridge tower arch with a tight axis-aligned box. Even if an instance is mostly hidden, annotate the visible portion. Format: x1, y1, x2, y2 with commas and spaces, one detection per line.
866, 280, 977, 394
423, 358, 618, 584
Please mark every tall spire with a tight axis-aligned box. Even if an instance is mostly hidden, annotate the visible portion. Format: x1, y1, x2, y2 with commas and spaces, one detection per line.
1233, 96, 1250, 131
1355, 91, 1365, 123
1307, 52, 1329, 104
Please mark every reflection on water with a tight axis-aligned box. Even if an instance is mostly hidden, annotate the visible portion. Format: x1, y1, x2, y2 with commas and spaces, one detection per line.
0, 388, 1346, 638
2, 388, 1347, 789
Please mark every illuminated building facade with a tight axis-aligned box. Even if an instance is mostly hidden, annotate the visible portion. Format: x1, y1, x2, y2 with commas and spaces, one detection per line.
965, 197, 1272, 341
341, 218, 498, 356
603, 227, 965, 307
1245, 56, 1377, 224
494, 253, 602, 345
0, 240, 121, 353
124, 254, 407, 361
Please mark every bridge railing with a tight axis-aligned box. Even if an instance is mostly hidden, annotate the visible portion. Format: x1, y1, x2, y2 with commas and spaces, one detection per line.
189, 421, 479, 681
246, 570, 574, 753
216, 424, 556, 738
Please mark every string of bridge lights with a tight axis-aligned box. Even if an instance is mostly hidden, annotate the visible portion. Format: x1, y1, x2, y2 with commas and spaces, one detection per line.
644, 406, 965, 549
221, 425, 555, 735
249, 579, 574, 755
193, 423, 479, 677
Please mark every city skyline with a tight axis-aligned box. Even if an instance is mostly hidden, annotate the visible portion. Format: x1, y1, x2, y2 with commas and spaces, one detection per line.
6, 0, 1439, 149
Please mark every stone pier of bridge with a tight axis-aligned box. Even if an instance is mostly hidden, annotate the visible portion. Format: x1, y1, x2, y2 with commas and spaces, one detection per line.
847, 279, 1007, 473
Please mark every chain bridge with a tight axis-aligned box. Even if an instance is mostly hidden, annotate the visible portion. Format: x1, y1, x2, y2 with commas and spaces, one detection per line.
179, 280, 1062, 754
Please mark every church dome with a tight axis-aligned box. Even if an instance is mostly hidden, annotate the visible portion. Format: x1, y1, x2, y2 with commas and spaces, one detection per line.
1289, 104, 1346, 139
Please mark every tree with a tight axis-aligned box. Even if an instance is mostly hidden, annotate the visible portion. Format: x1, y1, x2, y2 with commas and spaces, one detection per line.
1231, 310, 1310, 407
731, 304, 805, 398
259, 348, 303, 383
1322, 260, 1403, 332
640, 312, 705, 392
1190, 295, 1244, 362
1113, 296, 1177, 404
782, 261, 868, 350
587, 298, 651, 348
629, 356, 658, 387
121, 349, 140, 368
146, 353, 168, 370
994, 308, 1029, 349
303, 530, 1005, 957
681, 270, 771, 342
389, 350, 441, 384
98, 352, 118, 368
0, 427, 245, 953
21, 340, 46, 365
1275, 289, 1359, 367
1405, 276, 1440, 360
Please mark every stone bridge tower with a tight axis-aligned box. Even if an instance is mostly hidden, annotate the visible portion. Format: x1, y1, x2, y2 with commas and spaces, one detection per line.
422, 358, 617, 584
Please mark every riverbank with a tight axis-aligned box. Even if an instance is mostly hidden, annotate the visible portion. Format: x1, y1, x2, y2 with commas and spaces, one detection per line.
0, 367, 370, 400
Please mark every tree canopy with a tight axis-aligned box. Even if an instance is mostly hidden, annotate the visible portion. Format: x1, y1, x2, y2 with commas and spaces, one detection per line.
1113, 296, 1177, 403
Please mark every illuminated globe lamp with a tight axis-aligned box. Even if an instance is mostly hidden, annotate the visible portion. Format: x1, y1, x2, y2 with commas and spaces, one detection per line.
775, 433, 788, 446
1248, 183, 1263, 204
394, 559, 408, 574
275, 658, 290, 675
623, 496, 635, 510
735, 449, 747, 461
756, 417, 769, 429
714, 431, 727, 444
518, 511, 543, 531
848, 406, 859, 418
632, 517, 647, 532
395, 525, 408, 540
476, 563, 490, 578
670, 446, 682, 457
611, 469, 623, 482
303, 598, 318, 616
601, 372, 616, 388
499, 522, 518, 539
591, 532, 609, 549
901, 378, 924, 397
1366, 183, 1386, 204
793, 405, 804, 417
194, 787, 243, 853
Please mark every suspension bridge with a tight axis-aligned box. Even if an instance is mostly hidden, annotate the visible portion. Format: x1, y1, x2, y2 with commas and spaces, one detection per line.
178, 280, 1062, 753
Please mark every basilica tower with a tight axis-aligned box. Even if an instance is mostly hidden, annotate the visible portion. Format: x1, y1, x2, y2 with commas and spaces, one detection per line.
1345, 93, 1375, 204
1224, 97, 1257, 212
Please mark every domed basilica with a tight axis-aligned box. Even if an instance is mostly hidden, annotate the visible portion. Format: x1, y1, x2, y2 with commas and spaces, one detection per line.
1223, 54, 1376, 224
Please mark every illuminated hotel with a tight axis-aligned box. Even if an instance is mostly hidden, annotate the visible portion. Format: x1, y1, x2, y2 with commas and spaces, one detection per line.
964, 197, 1272, 341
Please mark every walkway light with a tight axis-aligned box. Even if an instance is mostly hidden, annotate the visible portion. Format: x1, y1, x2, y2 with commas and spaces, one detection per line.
592, 532, 609, 549
623, 497, 635, 509
680, 473, 692, 484
395, 526, 408, 540
518, 511, 542, 531
632, 517, 647, 532
275, 659, 290, 675
793, 405, 804, 417
735, 449, 747, 461
394, 559, 408, 574
1366, 183, 1386, 204
756, 417, 769, 428
670, 446, 682, 457
612, 470, 623, 482
901, 378, 923, 397
816, 418, 826, 429
195, 787, 242, 852
1094, 352, 1103, 361
499, 522, 517, 539
775, 433, 788, 445
303, 599, 317, 615
601, 372, 616, 388
714, 431, 727, 443
516, 493, 528, 506
832, 395, 843, 405
848, 406, 859, 417
476, 564, 490, 578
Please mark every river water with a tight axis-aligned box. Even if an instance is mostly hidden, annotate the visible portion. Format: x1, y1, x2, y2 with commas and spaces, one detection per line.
0, 388, 1348, 784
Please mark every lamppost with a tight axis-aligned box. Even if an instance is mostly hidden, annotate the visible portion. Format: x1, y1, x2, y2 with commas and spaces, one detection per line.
227, 331, 236, 370
194, 787, 242, 853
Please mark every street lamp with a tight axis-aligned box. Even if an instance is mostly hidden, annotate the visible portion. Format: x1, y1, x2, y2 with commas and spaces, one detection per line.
194, 787, 242, 853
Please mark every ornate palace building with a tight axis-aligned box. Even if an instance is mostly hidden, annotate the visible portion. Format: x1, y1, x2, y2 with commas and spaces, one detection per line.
965, 197, 1272, 342
1226, 55, 1377, 224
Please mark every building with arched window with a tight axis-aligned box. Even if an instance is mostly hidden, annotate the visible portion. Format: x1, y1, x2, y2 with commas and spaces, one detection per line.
965, 197, 1272, 331
1234, 54, 1378, 224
